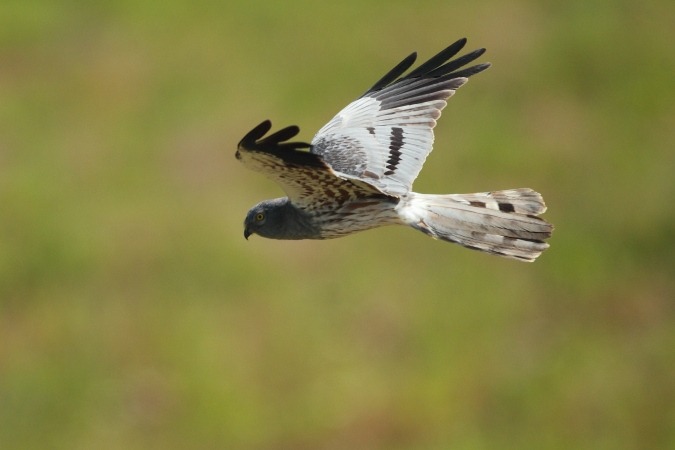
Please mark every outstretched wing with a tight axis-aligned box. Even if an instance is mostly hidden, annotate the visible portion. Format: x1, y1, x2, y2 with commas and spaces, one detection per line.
236, 120, 384, 211
311, 38, 490, 197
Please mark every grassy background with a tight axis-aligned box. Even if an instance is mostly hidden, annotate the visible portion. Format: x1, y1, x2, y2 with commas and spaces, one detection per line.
1, 0, 674, 449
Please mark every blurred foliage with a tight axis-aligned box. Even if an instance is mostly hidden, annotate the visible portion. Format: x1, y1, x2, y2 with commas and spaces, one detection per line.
1, 0, 674, 449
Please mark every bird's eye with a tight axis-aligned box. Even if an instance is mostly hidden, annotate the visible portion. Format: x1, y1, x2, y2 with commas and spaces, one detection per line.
256, 213, 264, 221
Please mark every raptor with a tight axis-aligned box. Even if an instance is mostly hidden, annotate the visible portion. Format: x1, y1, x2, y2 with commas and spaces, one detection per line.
236, 38, 553, 261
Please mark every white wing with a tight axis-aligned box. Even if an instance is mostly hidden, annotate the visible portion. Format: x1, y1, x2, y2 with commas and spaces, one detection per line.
311, 38, 490, 197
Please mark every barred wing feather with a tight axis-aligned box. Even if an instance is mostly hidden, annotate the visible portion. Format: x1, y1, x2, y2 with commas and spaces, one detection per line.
236, 120, 383, 211
311, 38, 491, 197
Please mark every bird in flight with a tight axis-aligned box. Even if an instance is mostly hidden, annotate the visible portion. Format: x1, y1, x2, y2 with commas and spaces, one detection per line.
236, 38, 553, 261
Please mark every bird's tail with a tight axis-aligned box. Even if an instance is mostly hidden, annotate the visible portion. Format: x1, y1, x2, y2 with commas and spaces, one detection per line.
402, 189, 553, 262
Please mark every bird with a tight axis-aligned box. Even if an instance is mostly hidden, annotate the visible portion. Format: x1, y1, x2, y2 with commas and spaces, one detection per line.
236, 38, 553, 261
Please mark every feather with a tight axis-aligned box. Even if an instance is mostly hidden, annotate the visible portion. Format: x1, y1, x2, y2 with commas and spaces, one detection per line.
406, 192, 553, 261
312, 40, 489, 197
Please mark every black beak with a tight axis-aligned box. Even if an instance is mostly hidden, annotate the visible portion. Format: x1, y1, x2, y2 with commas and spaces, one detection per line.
244, 228, 251, 240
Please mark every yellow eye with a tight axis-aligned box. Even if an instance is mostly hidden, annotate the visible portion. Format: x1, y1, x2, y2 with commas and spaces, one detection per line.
255, 213, 264, 221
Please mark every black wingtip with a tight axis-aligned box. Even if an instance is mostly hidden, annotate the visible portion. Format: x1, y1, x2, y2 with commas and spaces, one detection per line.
259, 125, 301, 145
361, 38, 490, 98
447, 62, 492, 79
361, 51, 418, 97
237, 120, 313, 154
238, 120, 272, 149
426, 48, 487, 78
401, 37, 469, 80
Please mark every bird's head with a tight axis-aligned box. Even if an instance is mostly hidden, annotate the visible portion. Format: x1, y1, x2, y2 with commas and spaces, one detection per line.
243, 198, 288, 240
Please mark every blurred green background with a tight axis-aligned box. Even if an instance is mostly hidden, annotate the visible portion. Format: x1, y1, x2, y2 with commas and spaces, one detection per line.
1, 0, 674, 449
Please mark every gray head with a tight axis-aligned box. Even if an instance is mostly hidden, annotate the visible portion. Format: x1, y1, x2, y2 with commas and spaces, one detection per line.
243, 197, 318, 240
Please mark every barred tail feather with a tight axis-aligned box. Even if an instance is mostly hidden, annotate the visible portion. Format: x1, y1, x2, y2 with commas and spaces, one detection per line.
404, 190, 553, 262
447, 188, 547, 215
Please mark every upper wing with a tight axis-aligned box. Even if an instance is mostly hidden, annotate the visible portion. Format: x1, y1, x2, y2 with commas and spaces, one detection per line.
236, 120, 384, 211
311, 38, 490, 197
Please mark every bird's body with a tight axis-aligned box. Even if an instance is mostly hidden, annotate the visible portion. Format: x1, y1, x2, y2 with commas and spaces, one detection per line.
237, 38, 553, 261
256, 195, 401, 240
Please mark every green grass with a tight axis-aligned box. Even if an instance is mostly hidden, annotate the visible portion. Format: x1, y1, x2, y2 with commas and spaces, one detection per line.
1, 0, 674, 449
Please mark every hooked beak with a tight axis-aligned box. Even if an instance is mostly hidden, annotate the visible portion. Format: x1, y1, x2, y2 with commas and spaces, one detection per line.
244, 228, 251, 240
